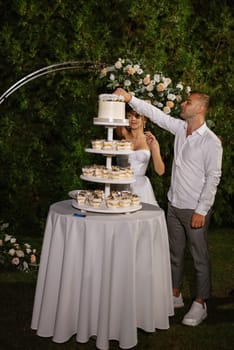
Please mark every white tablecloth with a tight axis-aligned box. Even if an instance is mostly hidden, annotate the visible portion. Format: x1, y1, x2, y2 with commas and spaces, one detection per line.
31, 200, 174, 349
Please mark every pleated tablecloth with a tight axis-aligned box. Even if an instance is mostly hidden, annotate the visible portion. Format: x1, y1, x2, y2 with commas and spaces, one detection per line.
31, 200, 174, 349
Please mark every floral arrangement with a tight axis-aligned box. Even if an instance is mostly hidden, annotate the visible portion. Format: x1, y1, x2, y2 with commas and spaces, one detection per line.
100, 58, 191, 117
0, 223, 39, 272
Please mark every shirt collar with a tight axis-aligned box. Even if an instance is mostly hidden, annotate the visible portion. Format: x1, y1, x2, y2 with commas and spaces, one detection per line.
196, 122, 207, 135
184, 122, 207, 136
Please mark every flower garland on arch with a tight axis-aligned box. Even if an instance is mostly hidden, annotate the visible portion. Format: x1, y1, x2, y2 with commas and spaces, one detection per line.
100, 58, 191, 117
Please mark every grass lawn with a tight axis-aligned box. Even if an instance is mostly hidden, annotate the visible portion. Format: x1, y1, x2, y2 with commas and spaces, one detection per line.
0, 227, 233, 350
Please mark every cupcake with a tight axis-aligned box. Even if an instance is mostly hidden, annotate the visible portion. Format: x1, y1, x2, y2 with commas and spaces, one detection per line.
102, 140, 117, 150
102, 168, 112, 178
82, 166, 94, 177
131, 194, 140, 206
125, 167, 134, 177
93, 189, 105, 199
106, 196, 120, 208
119, 197, 131, 207
117, 140, 133, 151
89, 193, 103, 207
91, 139, 104, 150
90, 198, 102, 207
111, 169, 121, 179
76, 191, 87, 205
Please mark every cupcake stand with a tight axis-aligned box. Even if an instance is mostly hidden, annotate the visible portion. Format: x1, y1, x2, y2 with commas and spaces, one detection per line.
70, 116, 142, 213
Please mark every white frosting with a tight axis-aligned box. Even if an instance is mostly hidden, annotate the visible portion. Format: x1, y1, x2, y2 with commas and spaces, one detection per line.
98, 94, 125, 121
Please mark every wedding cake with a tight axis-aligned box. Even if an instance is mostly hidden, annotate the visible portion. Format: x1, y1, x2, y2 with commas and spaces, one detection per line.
97, 94, 126, 122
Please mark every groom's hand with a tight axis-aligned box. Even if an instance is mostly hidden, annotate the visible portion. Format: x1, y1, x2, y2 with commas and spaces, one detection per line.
114, 88, 132, 103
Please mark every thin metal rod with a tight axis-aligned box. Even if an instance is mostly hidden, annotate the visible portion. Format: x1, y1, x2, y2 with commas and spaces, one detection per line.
0, 61, 103, 105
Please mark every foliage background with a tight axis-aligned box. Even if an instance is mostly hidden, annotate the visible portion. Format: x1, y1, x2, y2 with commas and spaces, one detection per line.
0, 0, 233, 235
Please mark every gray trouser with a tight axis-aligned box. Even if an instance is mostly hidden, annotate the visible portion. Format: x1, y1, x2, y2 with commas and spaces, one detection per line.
167, 203, 212, 300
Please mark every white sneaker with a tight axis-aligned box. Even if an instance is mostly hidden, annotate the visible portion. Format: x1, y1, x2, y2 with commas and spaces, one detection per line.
182, 301, 207, 326
173, 293, 184, 308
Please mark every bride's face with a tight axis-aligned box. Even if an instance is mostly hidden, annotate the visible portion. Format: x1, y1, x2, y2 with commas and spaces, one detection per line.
127, 111, 145, 130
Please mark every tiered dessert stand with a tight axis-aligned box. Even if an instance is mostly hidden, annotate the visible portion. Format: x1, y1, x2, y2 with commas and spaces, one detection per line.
84, 117, 135, 198
69, 115, 142, 213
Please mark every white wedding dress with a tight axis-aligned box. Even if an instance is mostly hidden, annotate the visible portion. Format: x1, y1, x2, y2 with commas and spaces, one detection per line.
116, 149, 158, 206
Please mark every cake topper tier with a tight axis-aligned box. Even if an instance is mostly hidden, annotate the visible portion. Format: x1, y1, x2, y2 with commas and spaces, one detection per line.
94, 93, 129, 125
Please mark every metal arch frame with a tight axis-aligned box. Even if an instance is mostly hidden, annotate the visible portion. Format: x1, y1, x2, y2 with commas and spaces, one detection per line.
0, 61, 103, 105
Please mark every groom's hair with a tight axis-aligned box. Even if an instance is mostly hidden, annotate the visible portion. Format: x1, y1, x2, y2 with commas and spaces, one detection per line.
190, 91, 210, 113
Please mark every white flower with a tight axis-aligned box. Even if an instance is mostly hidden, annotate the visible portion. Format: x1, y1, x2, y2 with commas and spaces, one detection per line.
8, 248, 16, 256
167, 93, 177, 101
10, 237, 16, 244
24, 243, 31, 249
157, 102, 164, 108
114, 60, 122, 69
124, 79, 131, 87
4, 234, 12, 242
146, 83, 154, 92
176, 95, 182, 102
153, 74, 161, 83
163, 77, 172, 87
176, 83, 184, 90
163, 106, 171, 114
186, 86, 191, 93
23, 261, 29, 271
26, 248, 32, 254
16, 250, 25, 258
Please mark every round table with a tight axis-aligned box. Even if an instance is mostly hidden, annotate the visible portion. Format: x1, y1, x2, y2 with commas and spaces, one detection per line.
31, 200, 174, 350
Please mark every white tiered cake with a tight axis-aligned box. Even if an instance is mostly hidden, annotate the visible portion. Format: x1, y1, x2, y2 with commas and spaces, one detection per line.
94, 94, 129, 125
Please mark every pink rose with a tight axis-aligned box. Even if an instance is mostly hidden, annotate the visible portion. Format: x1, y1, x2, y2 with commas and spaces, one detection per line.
156, 83, 166, 92
30, 254, 37, 264
12, 257, 20, 265
127, 67, 136, 75
143, 75, 151, 85
166, 101, 174, 108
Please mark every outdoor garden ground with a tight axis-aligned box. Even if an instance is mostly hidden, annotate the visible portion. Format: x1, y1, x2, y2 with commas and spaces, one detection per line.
0, 227, 233, 350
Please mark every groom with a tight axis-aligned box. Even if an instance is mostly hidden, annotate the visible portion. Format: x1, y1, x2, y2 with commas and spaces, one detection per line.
114, 87, 223, 327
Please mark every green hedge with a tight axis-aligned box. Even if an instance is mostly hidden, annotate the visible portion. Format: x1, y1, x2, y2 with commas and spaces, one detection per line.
0, 0, 233, 234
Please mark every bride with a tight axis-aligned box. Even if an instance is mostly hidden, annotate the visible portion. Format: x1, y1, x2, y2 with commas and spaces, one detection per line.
116, 107, 165, 206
